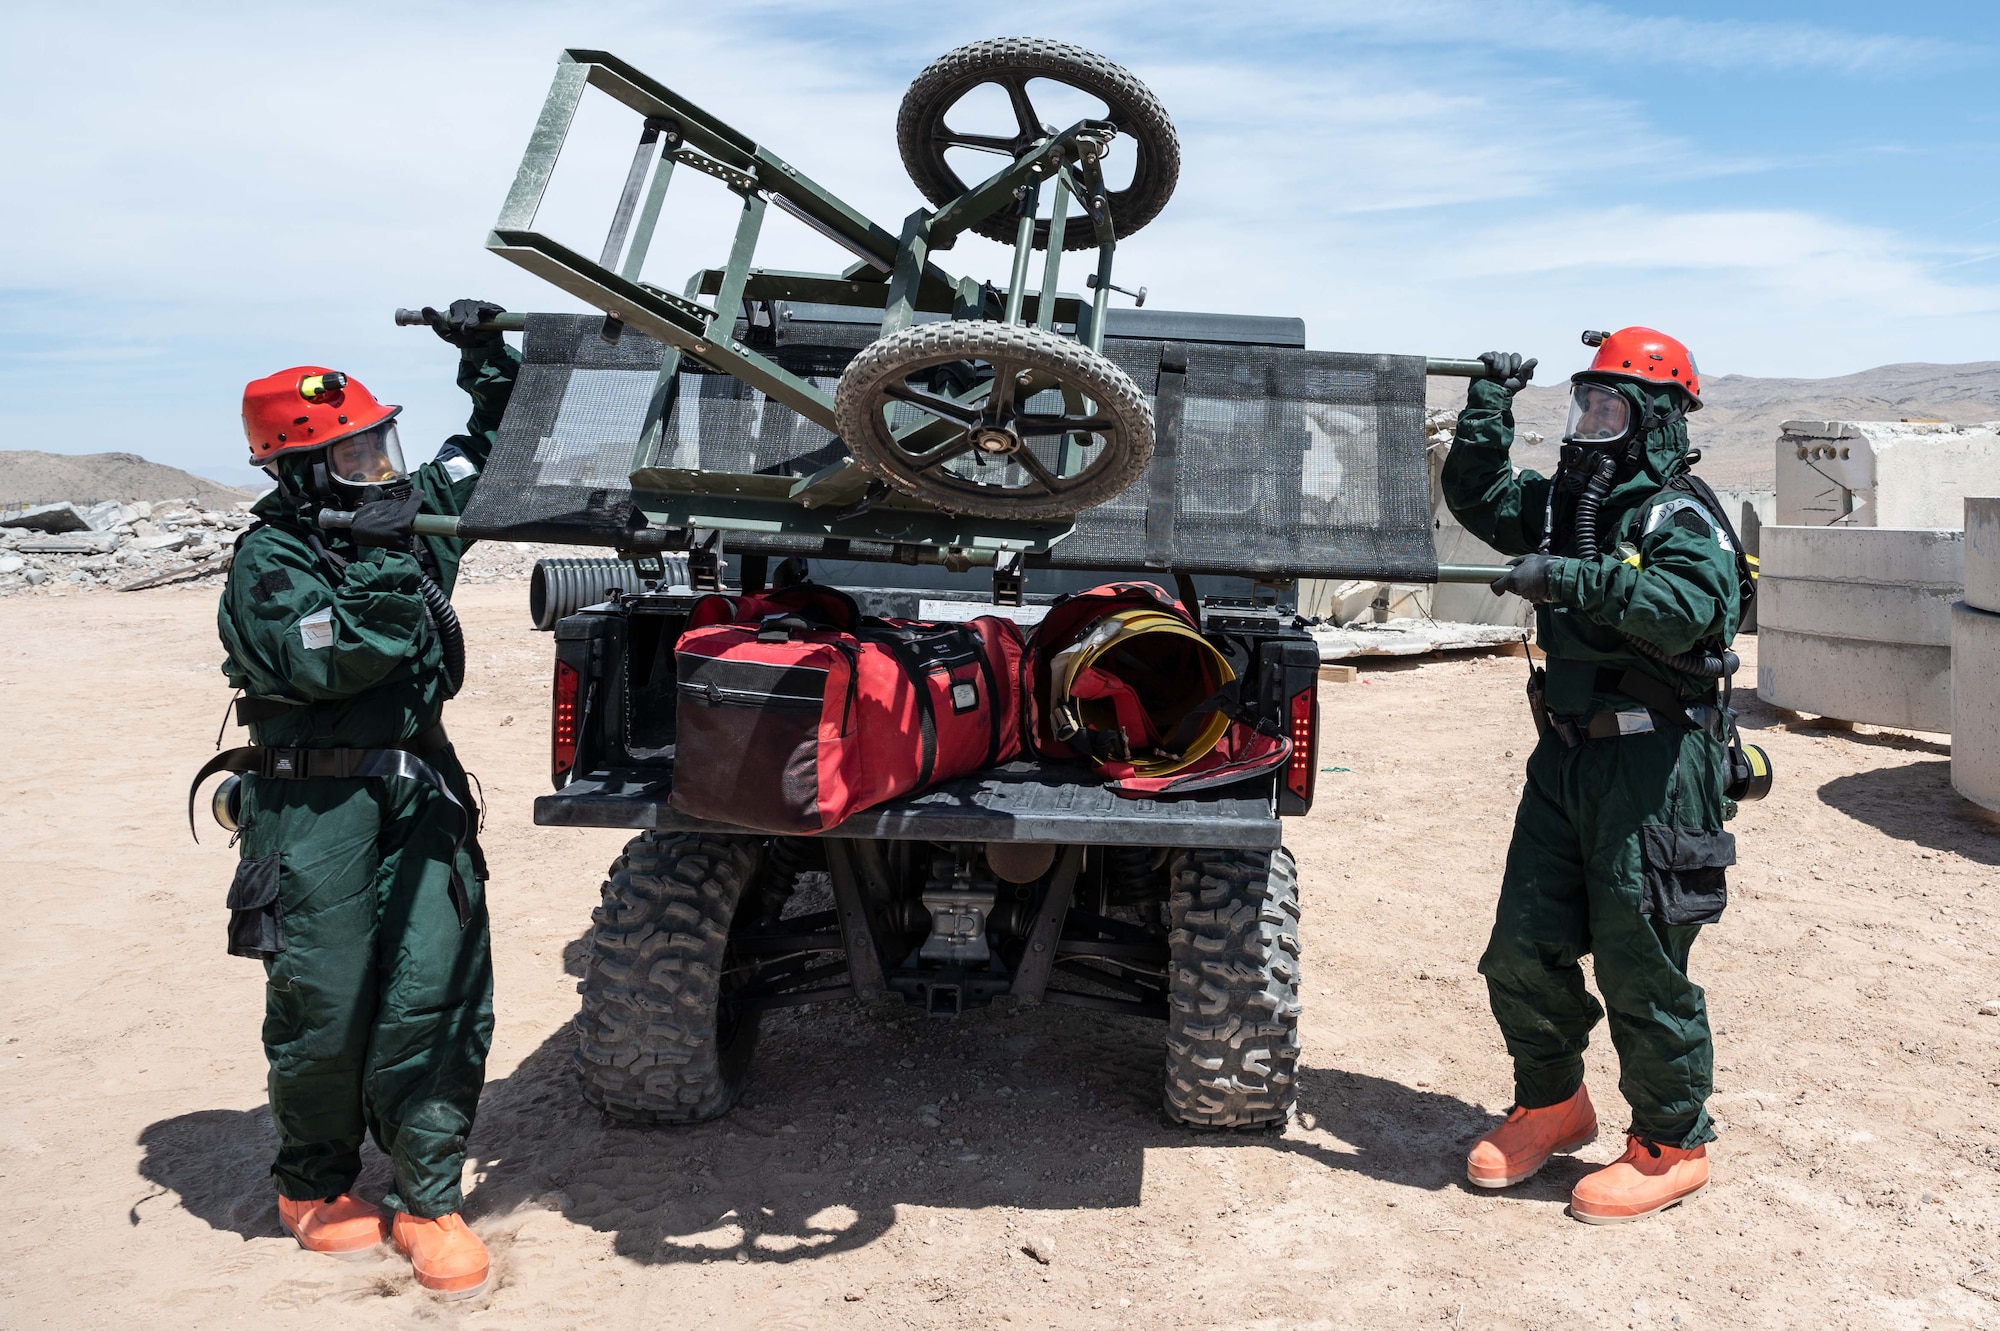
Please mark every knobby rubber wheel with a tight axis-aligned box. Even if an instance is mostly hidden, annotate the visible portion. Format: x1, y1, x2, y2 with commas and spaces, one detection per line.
898, 37, 1180, 250
573, 832, 764, 1124
1163, 847, 1302, 1129
833, 320, 1154, 519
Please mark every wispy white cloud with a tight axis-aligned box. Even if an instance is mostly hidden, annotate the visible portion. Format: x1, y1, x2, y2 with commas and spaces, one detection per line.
0, 0, 1992, 480
732, 0, 1979, 76
1254, 0, 1973, 75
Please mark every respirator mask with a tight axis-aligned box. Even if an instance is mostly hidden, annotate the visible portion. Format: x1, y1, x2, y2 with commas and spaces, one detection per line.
324, 422, 411, 505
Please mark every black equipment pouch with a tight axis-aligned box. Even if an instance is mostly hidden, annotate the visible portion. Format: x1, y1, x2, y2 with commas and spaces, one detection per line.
1638, 824, 1734, 926
225, 851, 285, 959
1525, 665, 1556, 745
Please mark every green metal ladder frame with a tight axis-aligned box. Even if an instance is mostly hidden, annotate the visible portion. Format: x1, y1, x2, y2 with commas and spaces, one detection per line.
488, 49, 1140, 557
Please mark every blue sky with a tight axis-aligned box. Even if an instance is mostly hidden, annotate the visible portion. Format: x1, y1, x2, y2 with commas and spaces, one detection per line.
3, 0, 1995, 484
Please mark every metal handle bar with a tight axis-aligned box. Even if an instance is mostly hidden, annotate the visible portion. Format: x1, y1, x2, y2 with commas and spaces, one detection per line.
390, 306, 1505, 382
1434, 563, 1511, 582
394, 307, 527, 332
316, 508, 465, 539
1425, 358, 1497, 378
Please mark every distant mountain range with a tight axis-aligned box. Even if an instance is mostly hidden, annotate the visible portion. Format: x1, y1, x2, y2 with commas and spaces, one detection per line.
0, 451, 255, 509
1429, 360, 2000, 490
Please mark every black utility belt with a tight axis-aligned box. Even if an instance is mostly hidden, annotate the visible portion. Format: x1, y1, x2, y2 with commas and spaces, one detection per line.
1546, 704, 1724, 748
187, 726, 463, 839
231, 744, 441, 781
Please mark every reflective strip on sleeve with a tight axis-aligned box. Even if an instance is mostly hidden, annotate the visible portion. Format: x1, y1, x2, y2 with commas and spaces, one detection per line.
1644, 496, 1736, 553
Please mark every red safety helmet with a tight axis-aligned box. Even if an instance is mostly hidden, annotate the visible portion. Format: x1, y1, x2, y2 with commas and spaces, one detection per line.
1578, 327, 1701, 409
242, 366, 400, 464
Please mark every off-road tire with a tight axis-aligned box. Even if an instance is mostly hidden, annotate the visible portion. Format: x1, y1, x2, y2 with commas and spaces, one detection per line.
834, 320, 1153, 519
573, 832, 762, 1125
1163, 847, 1302, 1128
898, 38, 1180, 250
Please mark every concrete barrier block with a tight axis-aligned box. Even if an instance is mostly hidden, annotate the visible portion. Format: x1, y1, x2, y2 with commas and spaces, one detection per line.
1966, 497, 2000, 615
1757, 629, 1951, 732
1758, 525, 1964, 647
1757, 526, 1960, 729
1951, 600, 2000, 812
1760, 524, 1965, 587
1759, 577, 1961, 647
1777, 420, 2000, 528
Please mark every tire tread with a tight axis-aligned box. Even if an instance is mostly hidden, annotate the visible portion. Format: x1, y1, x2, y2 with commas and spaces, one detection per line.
1163, 847, 1302, 1129
573, 832, 762, 1124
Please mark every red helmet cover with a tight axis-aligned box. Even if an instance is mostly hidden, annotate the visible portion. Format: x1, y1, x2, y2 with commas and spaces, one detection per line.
241, 366, 399, 463
1582, 327, 1701, 407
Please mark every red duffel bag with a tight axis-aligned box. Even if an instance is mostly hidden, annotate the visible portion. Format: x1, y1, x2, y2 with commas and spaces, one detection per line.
670, 586, 1025, 834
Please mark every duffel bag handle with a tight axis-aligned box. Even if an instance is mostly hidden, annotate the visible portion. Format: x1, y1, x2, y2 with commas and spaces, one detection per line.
756, 614, 820, 641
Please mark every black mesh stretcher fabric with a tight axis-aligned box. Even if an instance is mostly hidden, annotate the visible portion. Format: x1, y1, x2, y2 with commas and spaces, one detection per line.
457, 313, 1437, 582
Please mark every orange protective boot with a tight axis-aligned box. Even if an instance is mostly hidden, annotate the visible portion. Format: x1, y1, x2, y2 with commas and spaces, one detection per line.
277, 1193, 389, 1256
391, 1211, 490, 1298
1570, 1136, 1709, 1224
1465, 1085, 1598, 1188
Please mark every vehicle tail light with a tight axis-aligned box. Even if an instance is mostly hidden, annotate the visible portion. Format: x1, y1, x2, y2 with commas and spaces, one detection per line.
1284, 686, 1315, 804
552, 659, 580, 782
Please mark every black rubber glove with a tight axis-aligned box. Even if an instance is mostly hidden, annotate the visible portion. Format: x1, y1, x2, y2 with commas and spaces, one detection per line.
424, 298, 506, 349
1478, 351, 1539, 394
1490, 553, 1559, 603
348, 492, 424, 549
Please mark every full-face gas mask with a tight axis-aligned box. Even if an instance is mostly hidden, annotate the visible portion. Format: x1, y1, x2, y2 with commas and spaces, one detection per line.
266, 421, 414, 511
1563, 380, 1636, 449
322, 421, 412, 508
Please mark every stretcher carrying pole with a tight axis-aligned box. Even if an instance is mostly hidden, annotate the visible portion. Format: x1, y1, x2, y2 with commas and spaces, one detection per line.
316, 509, 467, 540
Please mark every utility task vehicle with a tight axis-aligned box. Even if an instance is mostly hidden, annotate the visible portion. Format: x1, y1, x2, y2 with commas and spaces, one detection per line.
426, 41, 1500, 1129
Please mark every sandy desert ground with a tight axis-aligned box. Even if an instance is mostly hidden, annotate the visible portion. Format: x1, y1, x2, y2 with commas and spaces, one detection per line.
3, 582, 1998, 1330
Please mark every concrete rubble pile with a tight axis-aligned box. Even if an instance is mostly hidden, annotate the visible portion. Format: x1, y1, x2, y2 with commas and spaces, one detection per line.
0, 498, 256, 594
0, 493, 594, 597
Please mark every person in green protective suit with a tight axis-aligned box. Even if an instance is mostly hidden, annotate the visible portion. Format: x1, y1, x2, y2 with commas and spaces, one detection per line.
208, 299, 517, 1293
1441, 327, 1747, 1224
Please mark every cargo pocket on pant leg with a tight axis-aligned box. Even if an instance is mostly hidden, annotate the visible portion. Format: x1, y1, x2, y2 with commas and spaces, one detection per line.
226, 851, 286, 959
1639, 825, 1735, 926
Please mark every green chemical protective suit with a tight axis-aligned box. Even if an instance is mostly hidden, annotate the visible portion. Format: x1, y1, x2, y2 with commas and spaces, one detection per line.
1442, 375, 1742, 1150
216, 339, 518, 1216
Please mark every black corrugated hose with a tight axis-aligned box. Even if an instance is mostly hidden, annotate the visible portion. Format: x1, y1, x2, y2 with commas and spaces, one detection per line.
417, 572, 466, 695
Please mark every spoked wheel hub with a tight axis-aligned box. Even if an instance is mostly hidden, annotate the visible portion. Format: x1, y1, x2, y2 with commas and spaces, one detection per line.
972, 425, 1022, 457
897, 38, 1181, 251
833, 320, 1155, 519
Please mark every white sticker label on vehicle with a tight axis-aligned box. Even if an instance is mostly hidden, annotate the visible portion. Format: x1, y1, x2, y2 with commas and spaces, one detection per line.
919, 599, 1049, 625
298, 607, 334, 651
441, 454, 478, 483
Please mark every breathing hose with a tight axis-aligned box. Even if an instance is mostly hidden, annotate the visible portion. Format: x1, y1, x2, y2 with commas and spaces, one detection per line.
1569, 454, 1618, 559
1622, 631, 1736, 680
417, 571, 466, 695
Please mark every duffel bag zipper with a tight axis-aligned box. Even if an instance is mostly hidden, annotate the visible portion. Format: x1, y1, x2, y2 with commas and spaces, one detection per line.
834, 642, 859, 736
677, 679, 823, 710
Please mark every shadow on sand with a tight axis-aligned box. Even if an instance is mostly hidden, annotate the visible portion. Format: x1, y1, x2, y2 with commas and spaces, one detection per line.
137, 934, 1507, 1263
1817, 758, 1999, 867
